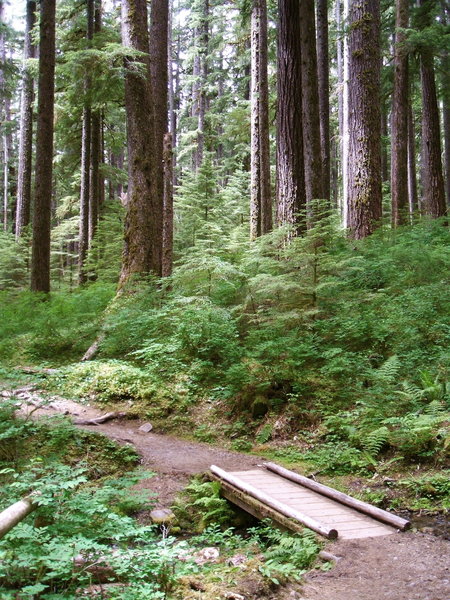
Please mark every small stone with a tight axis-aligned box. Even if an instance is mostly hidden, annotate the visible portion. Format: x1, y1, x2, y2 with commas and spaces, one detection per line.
223, 593, 245, 600
150, 508, 175, 525
138, 422, 153, 433
194, 547, 220, 564
228, 554, 247, 567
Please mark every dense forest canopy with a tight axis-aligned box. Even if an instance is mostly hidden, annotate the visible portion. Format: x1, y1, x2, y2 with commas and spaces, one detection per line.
0, 1, 449, 598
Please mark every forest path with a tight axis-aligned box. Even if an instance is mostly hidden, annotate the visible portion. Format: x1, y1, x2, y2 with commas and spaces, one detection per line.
19, 394, 450, 600
20, 395, 261, 506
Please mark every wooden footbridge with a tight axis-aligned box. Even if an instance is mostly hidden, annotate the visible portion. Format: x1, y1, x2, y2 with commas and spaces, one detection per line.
210, 463, 410, 540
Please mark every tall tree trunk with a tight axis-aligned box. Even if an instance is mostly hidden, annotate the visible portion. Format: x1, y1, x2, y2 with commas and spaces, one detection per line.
89, 0, 102, 244
0, 0, 11, 232
162, 132, 173, 277
418, 0, 446, 217
390, 0, 409, 226
300, 0, 324, 205
250, 0, 272, 239
79, 0, 94, 284
150, 0, 171, 275
31, 0, 56, 292
407, 101, 419, 214
191, 0, 209, 171
316, 0, 330, 202
119, 0, 162, 286
342, 0, 350, 225
276, 0, 306, 232
168, 0, 177, 185
441, 0, 450, 208
16, 0, 37, 238
346, 0, 382, 239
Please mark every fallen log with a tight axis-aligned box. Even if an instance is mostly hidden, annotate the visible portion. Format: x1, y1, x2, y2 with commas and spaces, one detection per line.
264, 462, 410, 531
0, 496, 38, 539
210, 465, 338, 539
73, 412, 127, 426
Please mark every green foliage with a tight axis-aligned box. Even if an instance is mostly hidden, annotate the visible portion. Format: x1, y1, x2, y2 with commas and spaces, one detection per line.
61, 360, 155, 403
248, 523, 319, 583
0, 231, 29, 290
0, 283, 115, 363
172, 478, 235, 532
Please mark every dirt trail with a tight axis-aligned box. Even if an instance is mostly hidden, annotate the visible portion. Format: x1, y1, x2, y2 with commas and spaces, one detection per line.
22, 396, 261, 506
19, 395, 450, 600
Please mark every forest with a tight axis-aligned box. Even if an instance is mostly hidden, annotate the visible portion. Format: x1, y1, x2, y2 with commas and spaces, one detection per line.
0, 0, 449, 598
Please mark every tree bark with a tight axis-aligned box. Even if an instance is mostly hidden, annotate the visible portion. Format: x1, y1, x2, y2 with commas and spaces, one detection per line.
89, 1, 102, 245
316, 0, 331, 202
418, 0, 446, 217
150, 0, 171, 276
79, 0, 94, 285
250, 0, 272, 239
31, 0, 56, 293
119, 0, 163, 286
16, 0, 37, 238
390, 0, 409, 226
276, 0, 306, 232
440, 0, 450, 208
407, 101, 418, 214
300, 0, 324, 205
346, 0, 382, 239
162, 132, 173, 277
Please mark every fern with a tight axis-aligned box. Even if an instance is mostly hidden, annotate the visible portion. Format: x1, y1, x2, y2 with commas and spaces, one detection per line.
361, 426, 389, 456
376, 355, 401, 384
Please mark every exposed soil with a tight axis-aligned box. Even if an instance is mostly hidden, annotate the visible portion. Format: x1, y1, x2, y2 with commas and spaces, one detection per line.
17, 393, 450, 600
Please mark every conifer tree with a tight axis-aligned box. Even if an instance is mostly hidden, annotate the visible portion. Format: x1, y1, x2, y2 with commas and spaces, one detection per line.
250, 0, 272, 238
417, 0, 446, 217
16, 0, 37, 238
391, 0, 409, 225
276, 0, 306, 231
119, 0, 163, 286
346, 0, 382, 238
31, 0, 56, 292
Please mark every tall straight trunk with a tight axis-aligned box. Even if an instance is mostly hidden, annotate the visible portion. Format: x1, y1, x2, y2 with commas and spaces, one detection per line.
191, 0, 209, 171
150, 0, 171, 275
316, 0, 330, 202
89, 0, 102, 243
162, 132, 173, 277
276, 0, 306, 231
342, 0, 350, 225
119, 0, 162, 286
380, 105, 389, 182
335, 0, 345, 214
0, 1, 10, 232
346, 0, 382, 239
391, 0, 409, 226
407, 101, 418, 214
250, 0, 272, 238
441, 1, 450, 207
299, 0, 324, 204
418, 0, 446, 217
168, 0, 177, 185
16, 0, 37, 238
31, 0, 56, 292
79, 0, 94, 284
89, 111, 100, 242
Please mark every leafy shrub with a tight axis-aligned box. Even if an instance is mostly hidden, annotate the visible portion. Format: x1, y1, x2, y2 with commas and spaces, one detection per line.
61, 360, 155, 403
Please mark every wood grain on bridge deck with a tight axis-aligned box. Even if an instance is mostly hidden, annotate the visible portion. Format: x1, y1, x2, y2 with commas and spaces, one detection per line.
227, 469, 395, 540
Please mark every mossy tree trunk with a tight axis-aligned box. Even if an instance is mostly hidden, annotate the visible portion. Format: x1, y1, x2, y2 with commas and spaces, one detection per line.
418, 0, 446, 218
346, 0, 382, 239
31, 0, 56, 292
276, 0, 306, 232
15, 0, 37, 239
299, 0, 324, 205
119, 0, 163, 286
250, 0, 272, 239
391, 0, 409, 226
